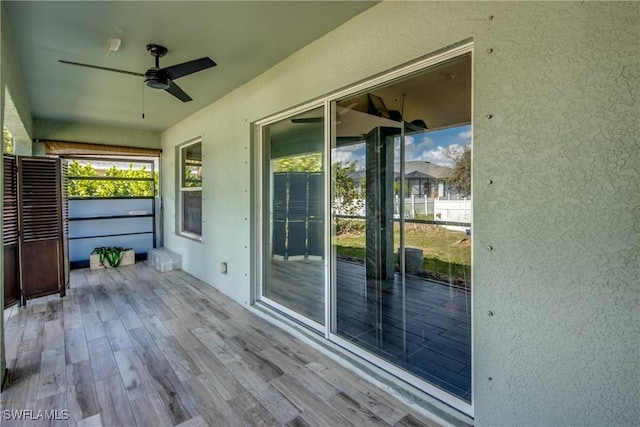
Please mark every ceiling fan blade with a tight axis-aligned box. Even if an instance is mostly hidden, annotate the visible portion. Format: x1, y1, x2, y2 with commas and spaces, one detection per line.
165, 80, 192, 102
161, 57, 216, 80
291, 117, 323, 124
58, 60, 145, 77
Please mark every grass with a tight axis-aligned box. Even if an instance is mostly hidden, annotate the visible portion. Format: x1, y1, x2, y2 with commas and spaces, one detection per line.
333, 221, 471, 287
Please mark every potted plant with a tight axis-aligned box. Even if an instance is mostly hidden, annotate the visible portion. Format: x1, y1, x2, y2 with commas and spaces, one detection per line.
90, 246, 135, 269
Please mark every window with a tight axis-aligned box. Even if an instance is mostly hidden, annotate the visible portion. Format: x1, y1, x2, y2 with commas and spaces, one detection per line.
65, 156, 157, 268
177, 139, 202, 239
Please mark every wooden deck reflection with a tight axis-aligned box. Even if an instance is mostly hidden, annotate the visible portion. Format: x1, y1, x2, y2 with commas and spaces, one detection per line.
2, 262, 442, 426
268, 259, 471, 401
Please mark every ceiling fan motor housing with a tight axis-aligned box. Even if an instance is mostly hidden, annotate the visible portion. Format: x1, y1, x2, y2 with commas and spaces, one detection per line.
145, 69, 170, 90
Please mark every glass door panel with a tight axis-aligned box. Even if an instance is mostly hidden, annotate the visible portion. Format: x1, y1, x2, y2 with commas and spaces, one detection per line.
331, 53, 472, 402
262, 107, 325, 326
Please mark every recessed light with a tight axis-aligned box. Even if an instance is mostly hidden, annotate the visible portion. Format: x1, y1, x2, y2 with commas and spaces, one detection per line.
107, 38, 121, 52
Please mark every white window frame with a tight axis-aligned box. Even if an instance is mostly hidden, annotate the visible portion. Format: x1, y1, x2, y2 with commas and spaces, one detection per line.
176, 138, 203, 241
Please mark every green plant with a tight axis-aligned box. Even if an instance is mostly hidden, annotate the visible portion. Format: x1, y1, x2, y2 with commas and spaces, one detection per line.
91, 246, 130, 267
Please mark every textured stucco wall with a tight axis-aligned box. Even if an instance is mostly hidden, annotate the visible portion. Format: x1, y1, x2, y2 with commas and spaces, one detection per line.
1, 1, 35, 384
161, 2, 639, 426
1, 5, 32, 141
34, 118, 161, 149
472, 3, 639, 426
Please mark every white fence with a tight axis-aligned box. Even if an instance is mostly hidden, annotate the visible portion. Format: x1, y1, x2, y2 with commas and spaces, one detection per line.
434, 198, 471, 231
334, 196, 471, 225
333, 196, 435, 218
400, 196, 434, 218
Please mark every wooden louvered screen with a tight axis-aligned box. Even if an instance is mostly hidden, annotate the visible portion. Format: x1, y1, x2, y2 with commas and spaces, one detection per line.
3, 155, 20, 308
18, 157, 63, 300
60, 159, 70, 291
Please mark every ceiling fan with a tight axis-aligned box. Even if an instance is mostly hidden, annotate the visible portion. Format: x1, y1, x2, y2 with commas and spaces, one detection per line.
290, 103, 358, 124
59, 44, 216, 102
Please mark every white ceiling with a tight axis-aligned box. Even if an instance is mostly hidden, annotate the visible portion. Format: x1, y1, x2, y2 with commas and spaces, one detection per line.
4, 1, 377, 133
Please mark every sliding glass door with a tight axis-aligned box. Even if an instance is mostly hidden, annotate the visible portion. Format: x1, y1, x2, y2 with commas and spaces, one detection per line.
331, 54, 472, 404
261, 107, 326, 327
258, 48, 472, 412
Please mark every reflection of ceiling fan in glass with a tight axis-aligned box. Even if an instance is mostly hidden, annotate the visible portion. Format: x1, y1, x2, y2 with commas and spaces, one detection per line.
291, 95, 427, 130
290, 117, 323, 124
290, 103, 357, 124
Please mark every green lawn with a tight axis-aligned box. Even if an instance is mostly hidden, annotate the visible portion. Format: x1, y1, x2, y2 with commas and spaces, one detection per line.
333, 221, 471, 287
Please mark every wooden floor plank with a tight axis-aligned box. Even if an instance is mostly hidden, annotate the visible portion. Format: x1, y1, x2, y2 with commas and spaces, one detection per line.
114, 304, 143, 330
325, 391, 391, 426
3, 263, 444, 427
94, 286, 119, 322
394, 413, 441, 427
113, 347, 154, 401
139, 314, 173, 341
260, 345, 337, 400
87, 337, 119, 382
77, 293, 97, 315
33, 390, 67, 427
64, 328, 89, 365
22, 310, 46, 341
248, 382, 302, 425
74, 413, 102, 427
80, 311, 105, 341
43, 320, 64, 351
174, 415, 208, 427
129, 393, 173, 427
227, 390, 281, 426
182, 374, 245, 427
190, 327, 241, 365
36, 348, 66, 400
65, 360, 99, 424
163, 318, 202, 351
1, 373, 40, 418
12, 338, 43, 381
103, 318, 133, 351
155, 336, 202, 381
130, 329, 199, 425
270, 374, 352, 427
94, 375, 136, 427
307, 360, 410, 425
187, 347, 245, 400
146, 297, 177, 321
62, 301, 83, 331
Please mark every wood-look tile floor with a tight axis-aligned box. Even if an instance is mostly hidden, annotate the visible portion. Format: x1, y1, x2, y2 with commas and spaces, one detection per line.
2, 263, 441, 427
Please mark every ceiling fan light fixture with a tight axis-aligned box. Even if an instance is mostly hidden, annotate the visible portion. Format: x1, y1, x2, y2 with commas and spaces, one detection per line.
145, 77, 170, 90
145, 68, 170, 90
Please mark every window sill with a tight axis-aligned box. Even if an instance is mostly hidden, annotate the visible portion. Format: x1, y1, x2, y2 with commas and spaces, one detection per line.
176, 231, 203, 243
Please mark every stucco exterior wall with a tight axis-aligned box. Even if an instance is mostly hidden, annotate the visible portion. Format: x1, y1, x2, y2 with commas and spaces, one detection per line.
1, 1, 35, 384
160, 2, 639, 425
1, 4, 32, 142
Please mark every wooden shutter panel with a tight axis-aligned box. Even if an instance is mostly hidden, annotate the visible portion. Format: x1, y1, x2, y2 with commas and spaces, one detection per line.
18, 157, 63, 300
3, 155, 20, 307
61, 159, 70, 290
